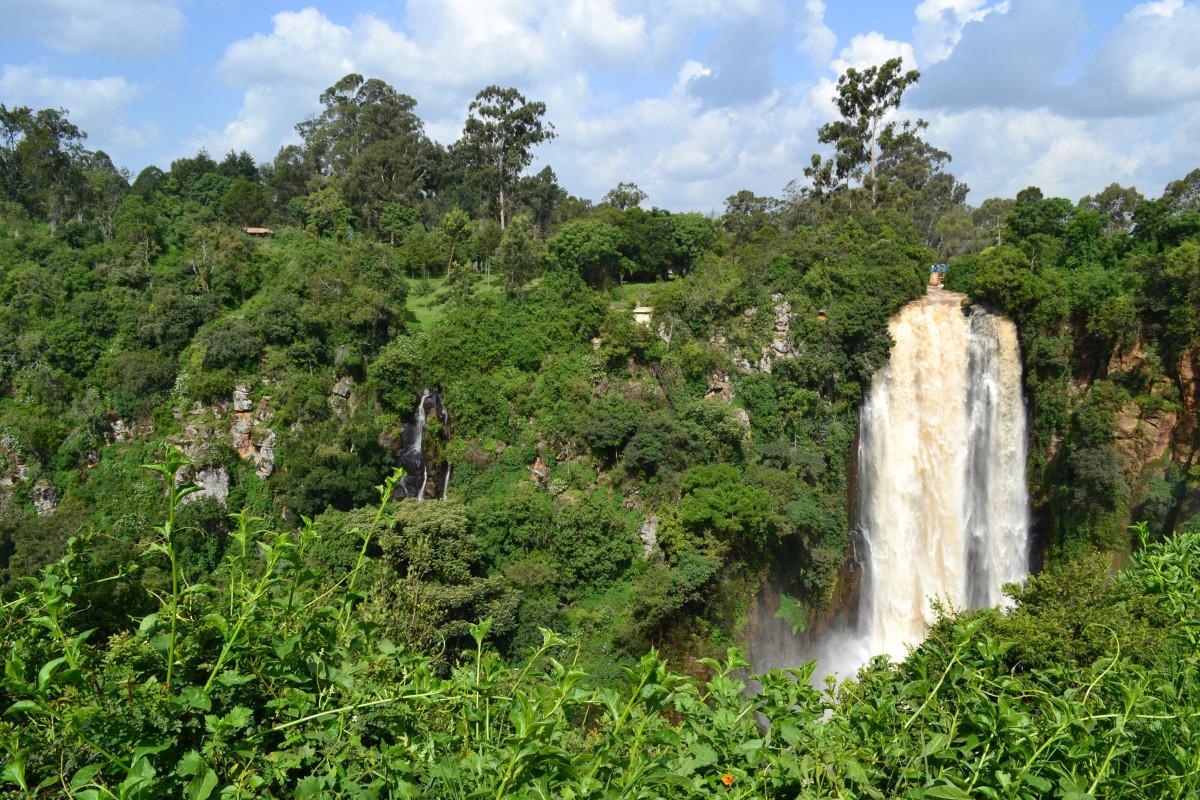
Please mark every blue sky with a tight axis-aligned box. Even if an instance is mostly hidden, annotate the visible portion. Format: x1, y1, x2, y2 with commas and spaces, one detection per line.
3, 0, 1199, 212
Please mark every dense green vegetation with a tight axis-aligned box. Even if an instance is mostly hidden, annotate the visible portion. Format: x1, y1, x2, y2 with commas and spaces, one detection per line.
945, 180, 1200, 552
2, 460, 1197, 797
2, 58, 1199, 795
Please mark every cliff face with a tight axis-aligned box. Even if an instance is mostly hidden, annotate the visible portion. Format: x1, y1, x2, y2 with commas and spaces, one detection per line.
1108, 343, 1200, 530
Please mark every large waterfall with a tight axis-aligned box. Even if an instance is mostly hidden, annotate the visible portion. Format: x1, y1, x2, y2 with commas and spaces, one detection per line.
750, 289, 1031, 681
851, 290, 1030, 667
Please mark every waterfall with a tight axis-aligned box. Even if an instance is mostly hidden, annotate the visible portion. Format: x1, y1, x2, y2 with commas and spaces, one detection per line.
749, 290, 1030, 682
851, 291, 1030, 667
398, 388, 450, 501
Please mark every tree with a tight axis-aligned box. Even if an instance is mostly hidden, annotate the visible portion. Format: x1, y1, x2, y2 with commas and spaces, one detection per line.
495, 216, 538, 294
440, 208, 472, 273
304, 186, 352, 241
217, 149, 259, 180
459, 86, 555, 228
545, 218, 632, 286
380, 202, 421, 246
341, 134, 437, 232
297, 74, 424, 177
264, 144, 312, 219
114, 194, 163, 268
81, 150, 130, 239
220, 178, 269, 227
805, 58, 920, 207
602, 181, 648, 211
1163, 167, 1200, 215
0, 104, 89, 230
723, 189, 778, 243
518, 165, 568, 234
1080, 183, 1143, 235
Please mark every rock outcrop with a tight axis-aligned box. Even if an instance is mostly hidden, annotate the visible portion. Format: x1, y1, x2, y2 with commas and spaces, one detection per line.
31, 481, 58, 515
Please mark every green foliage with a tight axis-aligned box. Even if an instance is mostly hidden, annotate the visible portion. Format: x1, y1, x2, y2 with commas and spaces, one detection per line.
545, 217, 634, 286
6, 457, 1199, 796
220, 179, 269, 227
678, 463, 774, 549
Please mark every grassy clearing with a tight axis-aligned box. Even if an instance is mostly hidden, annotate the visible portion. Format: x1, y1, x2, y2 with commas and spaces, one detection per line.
607, 280, 661, 310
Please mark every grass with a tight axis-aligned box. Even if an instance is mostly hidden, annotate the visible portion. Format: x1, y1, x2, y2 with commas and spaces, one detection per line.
607, 280, 661, 310
404, 273, 507, 331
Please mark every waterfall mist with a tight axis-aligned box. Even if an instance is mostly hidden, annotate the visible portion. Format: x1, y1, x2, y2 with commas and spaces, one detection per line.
750, 290, 1030, 683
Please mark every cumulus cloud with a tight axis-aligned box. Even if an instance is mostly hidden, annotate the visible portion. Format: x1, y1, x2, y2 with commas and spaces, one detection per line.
198, 3, 829, 211
895, 0, 1200, 201
0, 64, 155, 156
796, 0, 837, 65
1071, 0, 1200, 116
686, 2, 790, 108
192, 0, 1200, 210
831, 32, 917, 74
912, 0, 1007, 64
0, 0, 183, 56
909, 0, 1084, 110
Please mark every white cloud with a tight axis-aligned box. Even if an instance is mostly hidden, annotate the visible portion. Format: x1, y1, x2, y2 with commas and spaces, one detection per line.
199, 3, 826, 211
830, 32, 916, 74
0, 0, 183, 56
0, 64, 155, 157
924, 108, 1160, 200
913, 0, 1007, 64
796, 0, 836, 65
1073, 0, 1200, 115
192, 0, 1200, 211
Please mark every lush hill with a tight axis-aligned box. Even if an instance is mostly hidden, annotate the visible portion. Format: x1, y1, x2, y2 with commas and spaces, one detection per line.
2, 60, 1200, 796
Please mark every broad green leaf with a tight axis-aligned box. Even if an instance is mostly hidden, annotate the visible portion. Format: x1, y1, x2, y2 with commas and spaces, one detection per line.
70, 764, 104, 790
4, 700, 45, 716
37, 655, 68, 690
1, 754, 27, 790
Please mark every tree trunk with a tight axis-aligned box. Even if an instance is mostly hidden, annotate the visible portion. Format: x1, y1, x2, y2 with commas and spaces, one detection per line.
499, 186, 507, 230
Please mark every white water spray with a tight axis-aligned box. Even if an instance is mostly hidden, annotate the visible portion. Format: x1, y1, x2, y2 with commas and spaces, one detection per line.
847, 291, 1030, 671
751, 290, 1031, 681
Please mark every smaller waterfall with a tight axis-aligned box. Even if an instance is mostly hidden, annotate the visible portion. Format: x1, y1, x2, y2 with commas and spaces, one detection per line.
398, 389, 451, 501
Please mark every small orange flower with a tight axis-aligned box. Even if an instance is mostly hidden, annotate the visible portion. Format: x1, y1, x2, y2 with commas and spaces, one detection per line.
721, 772, 735, 786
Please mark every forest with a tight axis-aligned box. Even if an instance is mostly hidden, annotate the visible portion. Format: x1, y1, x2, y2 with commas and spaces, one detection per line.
1, 58, 1199, 797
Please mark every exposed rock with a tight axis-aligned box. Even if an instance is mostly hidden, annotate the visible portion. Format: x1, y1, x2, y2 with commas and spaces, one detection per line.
735, 408, 752, 435
225, 385, 277, 477
768, 294, 793, 361
639, 515, 659, 557
109, 418, 153, 443
705, 371, 733, 402
179, 466, 230, 507
530, 455, 550, 489
255, 430, 276, 479
0, 437, 30, 496
328, 376, 357, 417
32, 481, 58, 515
233, 383, 253, 412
